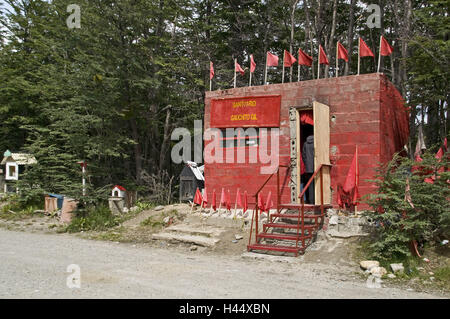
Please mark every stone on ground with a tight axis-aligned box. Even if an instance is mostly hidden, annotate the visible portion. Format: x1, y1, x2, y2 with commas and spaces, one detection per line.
390, 263, 404, 274
360, 260, 379, 270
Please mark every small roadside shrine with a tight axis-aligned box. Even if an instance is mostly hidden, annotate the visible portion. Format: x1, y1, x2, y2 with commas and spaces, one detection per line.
0, 150, 37, 193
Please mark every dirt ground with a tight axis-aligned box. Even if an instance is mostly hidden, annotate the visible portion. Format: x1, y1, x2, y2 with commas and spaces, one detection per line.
0, 202, 448, 297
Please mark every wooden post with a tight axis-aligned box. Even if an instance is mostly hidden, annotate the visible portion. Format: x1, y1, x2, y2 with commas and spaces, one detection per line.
249, 68, 252, 87
354, 145, 358, 215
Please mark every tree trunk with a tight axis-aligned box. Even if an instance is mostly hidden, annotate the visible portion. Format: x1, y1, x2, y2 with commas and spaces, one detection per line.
345, 0, 356, 76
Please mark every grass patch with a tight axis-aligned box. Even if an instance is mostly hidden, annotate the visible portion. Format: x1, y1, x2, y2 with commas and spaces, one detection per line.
65, 205, 120, 233
140, 216, 164, 229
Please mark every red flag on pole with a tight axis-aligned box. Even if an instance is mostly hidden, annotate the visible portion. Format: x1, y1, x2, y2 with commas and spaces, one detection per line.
359, 38, 374, 57
212, 189, 217, 210
337, 42, 348, 62
194, 188, 203, 205
220, 188, 226, 205
380, 35, 394, 56
250, 54, 256, 73
343, 147, 359, 205
243, 191, 248, 213
210, 61, 214, 80
264, 191, 272, 212
226, 190, 231, 210
319, 45, 329, 65
235, 189, 242, 208
202, 188, 208, 208
298, 48, 313, 66
257, 193, 264, 211
266, 52, 279, 67
284, 50, 297, 67
235, 61, 245, 76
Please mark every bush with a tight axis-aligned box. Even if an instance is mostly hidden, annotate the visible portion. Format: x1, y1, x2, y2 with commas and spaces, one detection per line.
66, 205, 120, 233
364, 148, 449, 262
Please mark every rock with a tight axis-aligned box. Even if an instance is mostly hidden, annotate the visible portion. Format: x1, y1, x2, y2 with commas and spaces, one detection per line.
360, 260, 380, 270
370, 266, 387, 277
130, 206, 139, 212
189, 245, 198, 251
387, 274, 396, 279
441, 240, 449, 245
232, 240, 238, 243
235, 234, 243, 240
417, 267, 425, 271
329, 215, 339, 225
423, 258, 430, 263
428, 272, 434, 275
430, 277, 435, 281
390, 263, 404, 274
122, 207, 129, 213
154, 205, 164, 211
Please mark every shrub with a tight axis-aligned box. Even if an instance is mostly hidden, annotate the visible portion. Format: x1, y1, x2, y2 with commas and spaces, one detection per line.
364, 148, 449, 262
66, 205, 120, 233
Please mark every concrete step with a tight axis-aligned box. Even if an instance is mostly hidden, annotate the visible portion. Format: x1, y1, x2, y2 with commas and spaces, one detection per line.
164, 224, 226, 237
152, 232, 220, 247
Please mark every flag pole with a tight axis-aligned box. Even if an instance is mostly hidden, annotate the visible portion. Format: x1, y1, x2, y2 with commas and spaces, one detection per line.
298, 56, 300, 82
249, 61, 252, 87
282, 51, 285, 83
357, 38, 361, 75
264, 53, 268, 85
354, 145, 358, 215
234, 58, 237, 88
377, 35, 382, 73
336, 42, 339, 78
317, 46, 320, 80
209, 62, 212, 91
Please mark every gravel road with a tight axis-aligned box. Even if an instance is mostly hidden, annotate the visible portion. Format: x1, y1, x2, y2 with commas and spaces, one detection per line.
0, 229, 444, 299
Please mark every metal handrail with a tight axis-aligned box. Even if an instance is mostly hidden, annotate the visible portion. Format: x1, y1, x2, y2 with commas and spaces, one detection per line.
295, 163, 332, 253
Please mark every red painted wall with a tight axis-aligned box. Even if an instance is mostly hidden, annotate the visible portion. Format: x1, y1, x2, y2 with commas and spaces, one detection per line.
203, 73, 409, 210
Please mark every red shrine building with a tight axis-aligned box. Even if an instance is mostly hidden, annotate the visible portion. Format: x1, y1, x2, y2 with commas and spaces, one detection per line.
203, 73, 409, 210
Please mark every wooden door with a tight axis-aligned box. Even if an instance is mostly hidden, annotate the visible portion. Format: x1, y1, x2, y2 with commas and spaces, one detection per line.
313, 101, 331, 205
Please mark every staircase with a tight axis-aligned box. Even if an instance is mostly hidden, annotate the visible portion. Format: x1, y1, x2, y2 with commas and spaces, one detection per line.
247, 164, 332, 257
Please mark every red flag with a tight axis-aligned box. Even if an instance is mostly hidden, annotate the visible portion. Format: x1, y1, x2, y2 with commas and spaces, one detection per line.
380, 36, 393, 56
212, 189, 217, 210
202, 187, 208, 208
257, 193, 264, 210
210, 61, 214, 80
250, 54, 256, 73
235, 189, 242, 208
266, 52, 279, 67
284, 50, 297, 67
319, 45, 329, 65
220, 188, 226, 205
243, 191, 248, 213
435, 138, 447, 160
298, 48, 313, 66
359, 38, 374, 57
193, 188, 203, 205
264, 191, 272, 212
337, 42, 348, 62
226, 190, 231, 210
235, 61, 245, 76
343, 147, 359, 204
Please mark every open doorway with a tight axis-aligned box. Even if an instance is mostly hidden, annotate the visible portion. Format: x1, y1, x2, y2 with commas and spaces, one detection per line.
299, 110, 315, 204
294, 102, 331, 205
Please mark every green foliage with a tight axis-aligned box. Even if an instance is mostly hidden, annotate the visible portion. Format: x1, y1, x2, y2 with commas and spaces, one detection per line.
66, 205, 120, 233
364, 148, 450, 262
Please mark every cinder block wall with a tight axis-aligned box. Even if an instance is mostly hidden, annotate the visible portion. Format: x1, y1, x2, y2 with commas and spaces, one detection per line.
203, 73, 409, 210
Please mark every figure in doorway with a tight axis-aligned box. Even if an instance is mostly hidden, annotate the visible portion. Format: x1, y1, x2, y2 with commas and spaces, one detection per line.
302, 135, 315, 204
